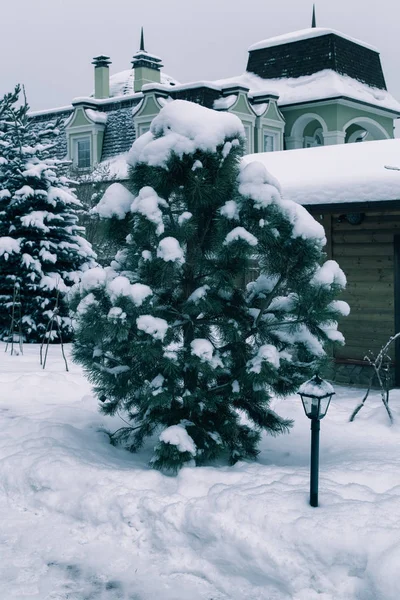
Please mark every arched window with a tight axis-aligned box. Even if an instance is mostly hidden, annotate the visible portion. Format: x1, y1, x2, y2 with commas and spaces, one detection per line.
347, 128, 368, 144
304, 127, 324, 148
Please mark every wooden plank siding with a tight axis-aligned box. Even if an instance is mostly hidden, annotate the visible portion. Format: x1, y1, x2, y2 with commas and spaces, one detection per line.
242, 209, 399, 373
320, 211, 399, 361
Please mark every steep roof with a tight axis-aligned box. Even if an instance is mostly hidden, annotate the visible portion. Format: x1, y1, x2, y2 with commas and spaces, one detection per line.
247, 27, 387, 91
29, 108, 73, 160
243, 138, 400, 208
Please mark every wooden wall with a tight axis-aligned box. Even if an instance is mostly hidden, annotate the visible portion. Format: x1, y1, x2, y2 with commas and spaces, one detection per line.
317, 211, 400, 362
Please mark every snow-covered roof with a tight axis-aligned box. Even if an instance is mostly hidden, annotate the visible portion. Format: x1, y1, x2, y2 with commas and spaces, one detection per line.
214, 70, 400, 114
243, 138, 400, 207
29, 105, 73, 118
109, 69, 179, 97
248, 27, 377, 53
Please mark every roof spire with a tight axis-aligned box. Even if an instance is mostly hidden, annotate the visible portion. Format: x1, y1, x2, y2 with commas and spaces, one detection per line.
311, 4, 316, 28
140, 26, 145, 52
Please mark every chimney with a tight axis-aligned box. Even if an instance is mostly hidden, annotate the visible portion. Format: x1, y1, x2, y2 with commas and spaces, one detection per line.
92, 55, 111, 99
131, 28, 163, 93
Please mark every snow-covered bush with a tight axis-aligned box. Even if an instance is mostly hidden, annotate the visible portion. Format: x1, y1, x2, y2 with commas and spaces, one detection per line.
0, 85, 96, 342
71, 100, 348, 472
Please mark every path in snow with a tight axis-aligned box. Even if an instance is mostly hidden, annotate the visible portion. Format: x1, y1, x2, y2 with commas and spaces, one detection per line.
0, 344, 399, 599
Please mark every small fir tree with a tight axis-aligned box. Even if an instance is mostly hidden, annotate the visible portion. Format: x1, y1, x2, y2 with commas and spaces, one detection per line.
0, 85, 96, 342
71, 100, 348, 472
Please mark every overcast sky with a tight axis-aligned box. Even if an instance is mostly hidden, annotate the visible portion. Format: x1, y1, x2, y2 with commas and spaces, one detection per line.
1, 0, 399, 111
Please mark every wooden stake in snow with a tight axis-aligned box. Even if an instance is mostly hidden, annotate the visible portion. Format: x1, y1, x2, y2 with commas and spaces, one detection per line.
4, 283, 23, 356
39, 290, 69, 372
349, 333, 400, 424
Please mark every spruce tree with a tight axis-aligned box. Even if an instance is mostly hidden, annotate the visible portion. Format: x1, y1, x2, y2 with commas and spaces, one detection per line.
71, 100, 348, 472
0, 85, 96, 342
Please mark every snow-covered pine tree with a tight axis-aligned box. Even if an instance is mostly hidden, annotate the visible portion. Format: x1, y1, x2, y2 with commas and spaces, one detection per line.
71, 100, 349, 472
0, 85, 96, 342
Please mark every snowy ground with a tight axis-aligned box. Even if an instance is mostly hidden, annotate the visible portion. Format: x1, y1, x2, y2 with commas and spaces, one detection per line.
0, 344, 399, 600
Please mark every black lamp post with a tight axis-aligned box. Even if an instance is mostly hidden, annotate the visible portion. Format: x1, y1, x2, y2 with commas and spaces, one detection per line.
298, 374, 335, 507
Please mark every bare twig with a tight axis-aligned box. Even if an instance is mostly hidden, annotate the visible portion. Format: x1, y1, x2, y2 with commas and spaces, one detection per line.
5, 283, 23, 356
40, 288, 69, 372
349, 333, 400, 423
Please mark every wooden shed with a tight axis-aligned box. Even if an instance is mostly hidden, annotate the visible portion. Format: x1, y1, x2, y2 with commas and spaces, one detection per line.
245, 139, 400, 386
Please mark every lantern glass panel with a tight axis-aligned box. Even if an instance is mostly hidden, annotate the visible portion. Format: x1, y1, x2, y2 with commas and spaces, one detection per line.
319, 395, 332, 419
301, 395, 320, 418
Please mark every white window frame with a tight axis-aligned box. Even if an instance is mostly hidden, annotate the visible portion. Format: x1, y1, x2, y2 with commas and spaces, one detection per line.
262, 129, 281, 153
138, 123, 151, 137
74, 135, 92, 169
263, 132, 275, 152
243, 124, 252, 154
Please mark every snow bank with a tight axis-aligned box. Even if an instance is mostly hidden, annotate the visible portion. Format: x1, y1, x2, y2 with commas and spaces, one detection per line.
2, 345, 400, 599
127, 100, 245, 168
93, 183, 135, 220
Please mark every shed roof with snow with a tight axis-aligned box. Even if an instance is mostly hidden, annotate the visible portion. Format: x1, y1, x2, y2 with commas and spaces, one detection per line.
244, 138, 400, 210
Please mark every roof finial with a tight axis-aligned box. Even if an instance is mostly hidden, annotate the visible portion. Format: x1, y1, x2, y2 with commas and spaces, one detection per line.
140, 26, 145, 52
311, 4, 316, 28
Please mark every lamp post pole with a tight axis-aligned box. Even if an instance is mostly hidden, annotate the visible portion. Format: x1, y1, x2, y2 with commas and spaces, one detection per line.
298, 374, 334, 508
310, 417, 320, 507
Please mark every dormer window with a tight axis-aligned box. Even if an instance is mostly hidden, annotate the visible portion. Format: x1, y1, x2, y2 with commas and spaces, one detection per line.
76, 137, 91, 169
66, 106, 107, 172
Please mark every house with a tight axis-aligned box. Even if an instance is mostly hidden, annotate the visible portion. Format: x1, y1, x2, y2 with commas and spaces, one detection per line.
29, 20, 400, 175
27, 18, 400, 385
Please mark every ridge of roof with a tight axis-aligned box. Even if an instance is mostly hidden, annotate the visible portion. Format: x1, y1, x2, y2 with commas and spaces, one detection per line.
248, 27, 378, 53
